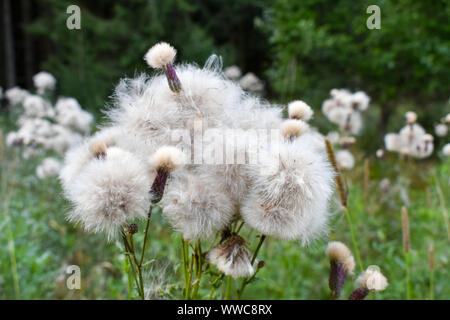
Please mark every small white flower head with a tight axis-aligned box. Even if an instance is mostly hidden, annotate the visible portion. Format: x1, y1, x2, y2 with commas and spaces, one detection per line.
6, 131, 22, 146
445, 113, 450, 124
36, 157, 61, 179
326, 241, 355, 274
422, 133, 434, 143
144, 42, 181, 92
5, 87, 29, 106
207, 234, 254, 278
144, 42, 176, 69
281, 119, 309, 141
33, 71, 56, 94
356, 265, 388, 292
23, 95, 54, 118
149, 146, 186, 204
326, 131, 340, 144
384, 133, 401, 152
350, 91, 370, 111
435, 123, 448, 137
65, 147, 151, 240
442, 143, 450, 156
336, 150, 355, 170
288, 100, 314, 121
54, 97, 93, 133
405, 111, 417, 124
150, 146, 186, 173
376, 149, 385, 158
224, 65, 242, 81
160, 172, 236, 240
239, 72, 264, 92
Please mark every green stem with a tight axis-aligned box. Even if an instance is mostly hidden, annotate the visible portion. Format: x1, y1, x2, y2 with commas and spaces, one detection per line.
429, 265, 434, 300
192, 240, 203, 299
139, 205, 153, 267
236, 235, 266, 299
344, 207, 363, 271
405, 252, 412, 300
224, 276, 232, 300
434, 173, 450, 243
209, 274, 225, 300
122, 230, 145, 299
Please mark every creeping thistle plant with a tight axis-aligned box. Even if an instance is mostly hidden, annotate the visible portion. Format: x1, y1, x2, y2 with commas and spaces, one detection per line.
60, 42, 393, 300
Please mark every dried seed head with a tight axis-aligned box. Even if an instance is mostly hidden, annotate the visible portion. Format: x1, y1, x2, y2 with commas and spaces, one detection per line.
207, 234, 254, 278
281, 119, 309, 140
288, 100, 313, 121
405, 111, 417, 124
127, 223, 138, 235
144, 42, 176, 69
326, 241, 355, 274
356, 265, 388, 292
150, 146, 185, 172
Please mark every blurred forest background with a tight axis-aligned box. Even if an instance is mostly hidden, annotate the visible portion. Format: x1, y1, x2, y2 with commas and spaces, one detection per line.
2, 0, 449, 144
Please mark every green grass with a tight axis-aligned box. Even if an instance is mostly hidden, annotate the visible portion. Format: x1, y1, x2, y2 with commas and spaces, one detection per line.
1, 123, 449, 299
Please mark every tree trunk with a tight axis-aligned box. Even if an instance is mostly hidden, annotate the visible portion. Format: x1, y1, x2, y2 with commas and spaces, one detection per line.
22, 0, 34, 88
3, 0, 16, 88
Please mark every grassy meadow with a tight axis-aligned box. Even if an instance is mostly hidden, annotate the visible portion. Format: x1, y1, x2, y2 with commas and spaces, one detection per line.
1, 110, 449, 299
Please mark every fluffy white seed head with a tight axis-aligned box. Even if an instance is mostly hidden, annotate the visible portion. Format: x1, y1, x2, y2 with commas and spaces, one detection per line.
240, 137, 334, 244
23, 95, 54, 118
288, 100, 314, 121
443, 143, 450, 156
224, 65, 242, 81
239, 72, 264, 92
150, 146, 186, 172
65, 147, 151, 240
5, 87, 29, 105
376, 149, 385, 158
207, 235, 254, 278
36, 157, 61, 179
384, 133, 402, 152
326, 241, 355, 274
33, 71, 56, 94
336, 150, 355, 170
281, 119, 309, 140
326, 131, 340, 144
144, 42, 176, 69
356, 265, 388, 292
445, 114, 450, 124
435, 123, 448, 137
160, 172, 236, 240
405, 111, 417, 124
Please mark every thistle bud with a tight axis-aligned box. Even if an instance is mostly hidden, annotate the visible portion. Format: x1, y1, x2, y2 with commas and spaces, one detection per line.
89, 140, 107, 159
326, 241, 355, 299
127, 223, 138, 235
149, 146, 185, 203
